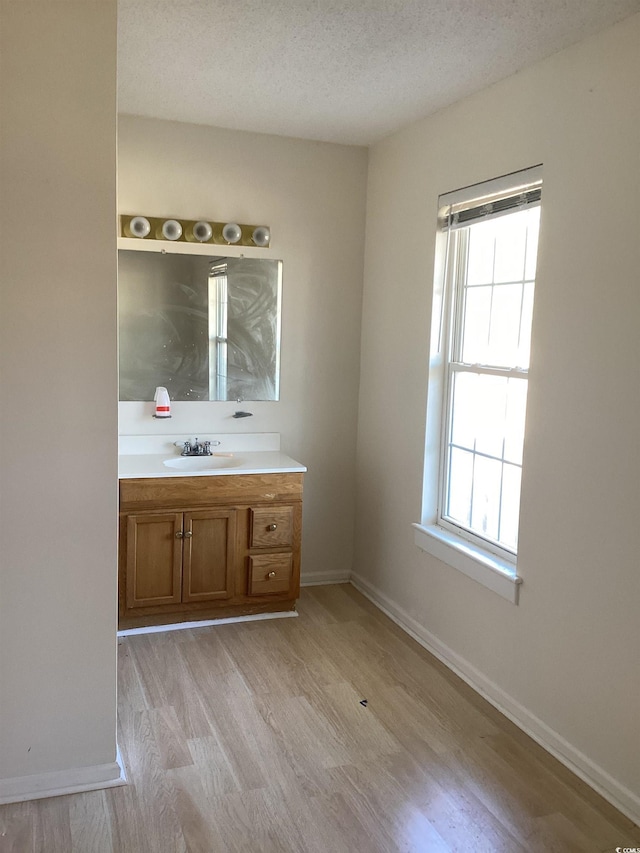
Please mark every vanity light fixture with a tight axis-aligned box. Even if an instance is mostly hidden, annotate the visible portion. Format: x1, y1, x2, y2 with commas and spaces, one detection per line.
119, 215, 271, 248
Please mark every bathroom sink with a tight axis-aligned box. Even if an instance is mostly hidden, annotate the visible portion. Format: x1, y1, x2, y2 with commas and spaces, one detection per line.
163, 455, 244, 471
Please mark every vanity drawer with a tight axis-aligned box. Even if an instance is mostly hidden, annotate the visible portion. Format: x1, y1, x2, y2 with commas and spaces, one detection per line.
250, 506, 293, 548
248, 554, 293, 595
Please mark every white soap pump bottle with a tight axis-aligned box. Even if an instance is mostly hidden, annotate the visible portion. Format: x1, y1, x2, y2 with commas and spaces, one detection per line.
153, 386, 171, 418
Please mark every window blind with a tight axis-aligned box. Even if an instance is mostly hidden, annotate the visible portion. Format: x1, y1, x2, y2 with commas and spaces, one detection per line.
438, 164, 543, 231
446, 187, 541, 230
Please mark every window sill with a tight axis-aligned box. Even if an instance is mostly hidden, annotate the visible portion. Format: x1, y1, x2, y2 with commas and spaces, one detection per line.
412, 523, 522, 604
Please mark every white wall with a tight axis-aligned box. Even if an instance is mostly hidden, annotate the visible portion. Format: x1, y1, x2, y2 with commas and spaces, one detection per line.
354, 14, 640, 819
118, 117, 368, 583
0, 1, 120, 798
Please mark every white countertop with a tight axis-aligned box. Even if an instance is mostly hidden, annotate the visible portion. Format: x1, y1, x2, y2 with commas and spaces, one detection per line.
119, 450, 306, 480
118, 432, 306, 479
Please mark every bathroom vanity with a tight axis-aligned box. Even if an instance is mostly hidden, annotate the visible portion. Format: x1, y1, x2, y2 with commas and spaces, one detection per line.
116, 240, 301, 630
118, 435, 305, 630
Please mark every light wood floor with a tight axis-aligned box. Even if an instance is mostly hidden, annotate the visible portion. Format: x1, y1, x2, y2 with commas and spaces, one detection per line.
1, 584, 637, 852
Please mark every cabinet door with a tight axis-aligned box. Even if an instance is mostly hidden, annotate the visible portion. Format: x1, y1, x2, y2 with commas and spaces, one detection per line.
126, 513, 183, 609
182, 509, 236, 602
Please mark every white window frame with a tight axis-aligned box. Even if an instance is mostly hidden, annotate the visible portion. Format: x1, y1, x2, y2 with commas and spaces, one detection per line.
414, 166, 543, 604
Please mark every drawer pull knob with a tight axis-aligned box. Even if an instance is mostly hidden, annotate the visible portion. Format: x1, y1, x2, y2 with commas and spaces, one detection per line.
267, 523, 277, 531
184, 531, 193, 539
268, 571, 277, 579
175, 531, 183, 539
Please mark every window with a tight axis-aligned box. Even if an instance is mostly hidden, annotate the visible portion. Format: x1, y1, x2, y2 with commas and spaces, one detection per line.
414, 166, 542, 603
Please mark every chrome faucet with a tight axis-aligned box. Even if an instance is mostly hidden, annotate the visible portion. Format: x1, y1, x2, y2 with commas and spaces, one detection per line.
174, 438, 221, 457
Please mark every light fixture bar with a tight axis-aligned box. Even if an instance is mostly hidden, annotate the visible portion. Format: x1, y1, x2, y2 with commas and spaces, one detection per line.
120, 215, 271, 248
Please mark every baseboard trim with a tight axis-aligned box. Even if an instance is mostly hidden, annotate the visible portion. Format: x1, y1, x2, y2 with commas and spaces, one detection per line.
118, 609, 298, 637
350, 572, 640, 826
0, 747, 127, 805
301, 571, 351, 587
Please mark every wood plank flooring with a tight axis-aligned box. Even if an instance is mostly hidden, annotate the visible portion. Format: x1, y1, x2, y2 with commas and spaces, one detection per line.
1, 584, 638, 852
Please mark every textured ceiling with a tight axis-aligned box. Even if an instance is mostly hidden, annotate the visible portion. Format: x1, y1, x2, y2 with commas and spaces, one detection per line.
118, 0, 640, 146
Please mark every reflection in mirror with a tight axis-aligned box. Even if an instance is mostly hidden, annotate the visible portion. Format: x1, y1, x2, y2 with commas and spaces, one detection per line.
118, 251, 282, 402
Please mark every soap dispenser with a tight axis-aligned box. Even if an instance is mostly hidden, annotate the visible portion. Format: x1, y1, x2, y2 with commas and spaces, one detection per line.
153, 386, 171, 418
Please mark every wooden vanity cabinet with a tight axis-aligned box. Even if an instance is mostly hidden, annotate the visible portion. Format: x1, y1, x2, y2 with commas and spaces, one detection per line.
118, 473, 302, 629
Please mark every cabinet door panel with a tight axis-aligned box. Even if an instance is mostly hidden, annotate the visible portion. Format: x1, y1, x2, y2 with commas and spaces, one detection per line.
182, 509, 236, 602
126, 513, 182, 608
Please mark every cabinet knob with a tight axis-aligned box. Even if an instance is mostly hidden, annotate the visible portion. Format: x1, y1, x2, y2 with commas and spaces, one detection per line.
175, 531, 183, 539
184, 531, 193, 539
267, 523, 277, 531
267, 571, 277, 579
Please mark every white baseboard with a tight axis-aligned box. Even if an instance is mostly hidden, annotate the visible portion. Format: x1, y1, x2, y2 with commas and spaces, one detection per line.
117, 609, 298, 637
350, 572, 640, 826
0, 747, 127, 805
301, 571, 351, 587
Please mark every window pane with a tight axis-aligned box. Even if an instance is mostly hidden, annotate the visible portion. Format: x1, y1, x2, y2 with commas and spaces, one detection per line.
517, 280, 534, 369
493, 210, 527, 283
461, 207, 540, 369
487, 282, 522, 367
470, 455, 501, 541
475, 373, 508, 458
450, 372, 477, 451
466, 220, 495, 286
499, 463, 522, 551
504, 378, 528, 465
447, 447, 473, 527
461, 285, 491, 364
524, 209, 541, 281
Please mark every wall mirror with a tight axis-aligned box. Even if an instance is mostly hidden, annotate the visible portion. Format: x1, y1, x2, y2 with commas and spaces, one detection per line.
118, 250, 282, 402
